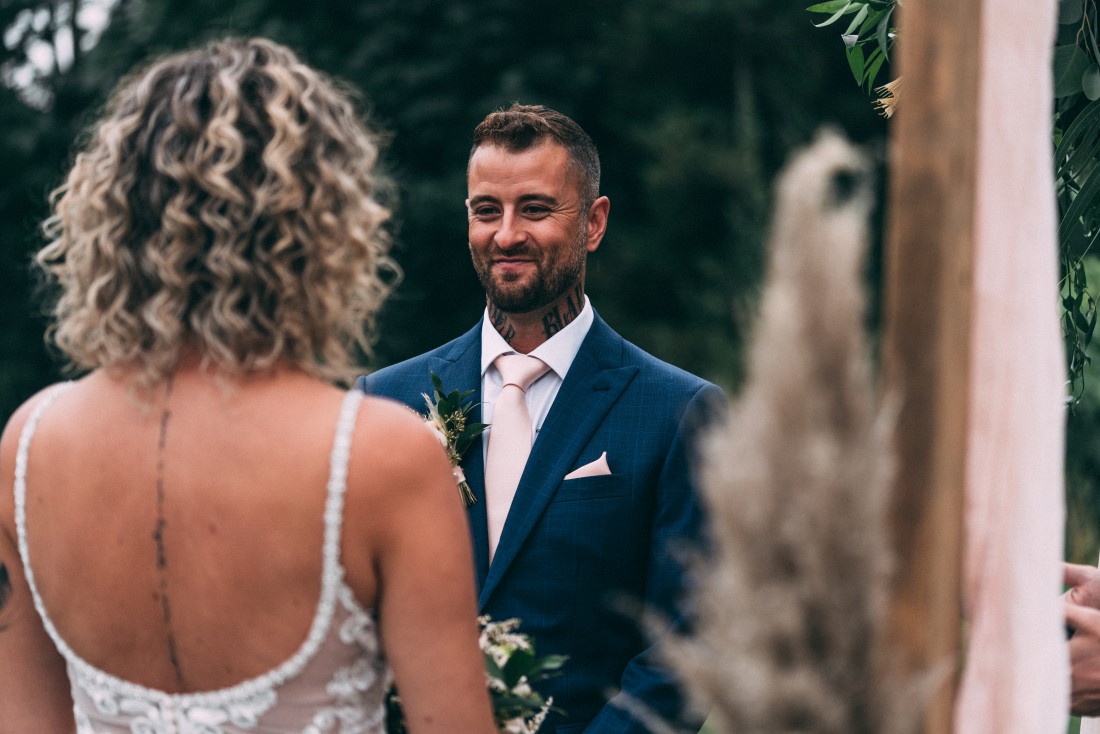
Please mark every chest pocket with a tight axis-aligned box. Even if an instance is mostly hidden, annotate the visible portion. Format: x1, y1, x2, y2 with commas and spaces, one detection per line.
553, 473, 629, 502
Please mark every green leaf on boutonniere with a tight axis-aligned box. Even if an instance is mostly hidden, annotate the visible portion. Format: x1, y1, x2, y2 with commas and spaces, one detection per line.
456, 422, 489, 456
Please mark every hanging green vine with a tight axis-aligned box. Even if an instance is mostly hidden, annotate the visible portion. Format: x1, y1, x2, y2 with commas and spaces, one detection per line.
807, 0, 896, 94
809, 0, 1100, 404
1056, 0, 1100, 402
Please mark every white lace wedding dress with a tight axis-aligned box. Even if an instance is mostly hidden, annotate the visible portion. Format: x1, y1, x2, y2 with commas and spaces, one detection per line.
14, 386, 392, 733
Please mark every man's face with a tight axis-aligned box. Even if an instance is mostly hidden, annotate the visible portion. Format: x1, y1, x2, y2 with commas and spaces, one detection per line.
466, 142, 599, 314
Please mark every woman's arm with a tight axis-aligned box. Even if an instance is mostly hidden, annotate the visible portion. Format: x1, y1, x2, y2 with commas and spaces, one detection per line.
0, 393, 75, 731
352, 399, 496, 734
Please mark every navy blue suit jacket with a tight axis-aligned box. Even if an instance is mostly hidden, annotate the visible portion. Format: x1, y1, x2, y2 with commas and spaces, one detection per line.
358, 311, 722, 734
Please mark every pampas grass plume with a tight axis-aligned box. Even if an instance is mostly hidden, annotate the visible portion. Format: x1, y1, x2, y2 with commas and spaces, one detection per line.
666, 130, 918, 734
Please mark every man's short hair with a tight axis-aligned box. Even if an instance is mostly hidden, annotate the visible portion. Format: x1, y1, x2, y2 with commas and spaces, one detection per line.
470, 103, 600, 210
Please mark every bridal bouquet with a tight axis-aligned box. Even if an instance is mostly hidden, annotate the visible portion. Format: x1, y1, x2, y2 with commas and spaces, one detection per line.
385, 615, 566, 734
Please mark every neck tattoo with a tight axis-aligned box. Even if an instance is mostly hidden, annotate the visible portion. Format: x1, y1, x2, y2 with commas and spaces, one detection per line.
153, 376, 185, 686
541, 284, 585, 339
488, 302, 517, 343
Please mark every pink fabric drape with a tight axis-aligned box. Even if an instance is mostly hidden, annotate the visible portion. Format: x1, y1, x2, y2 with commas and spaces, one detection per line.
952, 0, 1070, 730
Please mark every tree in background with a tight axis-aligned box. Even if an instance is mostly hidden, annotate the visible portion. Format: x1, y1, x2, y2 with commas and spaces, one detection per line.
0, 0, 886, 423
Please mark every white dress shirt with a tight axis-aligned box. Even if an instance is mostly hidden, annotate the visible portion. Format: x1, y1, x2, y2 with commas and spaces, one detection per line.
480, 296, 594, 457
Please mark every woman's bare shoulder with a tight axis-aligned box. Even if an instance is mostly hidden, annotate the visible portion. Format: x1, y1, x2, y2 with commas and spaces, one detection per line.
0, 382, 77, 532
0, 382, 71, 443
345, 393, 459, 516
352, 395, 451, 477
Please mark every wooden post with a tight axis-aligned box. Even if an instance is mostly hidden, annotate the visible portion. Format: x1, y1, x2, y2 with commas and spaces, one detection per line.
881, 0, 982, 731
884, 0, 1070, 728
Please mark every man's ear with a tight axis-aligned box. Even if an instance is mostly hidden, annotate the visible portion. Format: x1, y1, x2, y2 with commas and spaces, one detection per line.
585, 196, 611, 253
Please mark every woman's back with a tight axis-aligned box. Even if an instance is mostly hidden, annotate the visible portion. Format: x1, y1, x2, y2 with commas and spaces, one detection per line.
10, 369, 399, 731
23, 370, 358, 692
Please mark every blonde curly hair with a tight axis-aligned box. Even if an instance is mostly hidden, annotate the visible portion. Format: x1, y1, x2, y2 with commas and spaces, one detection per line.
37, 37, 396, 391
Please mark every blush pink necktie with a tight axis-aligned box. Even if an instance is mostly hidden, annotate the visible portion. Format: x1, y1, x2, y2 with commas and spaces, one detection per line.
485, 353, 550, 562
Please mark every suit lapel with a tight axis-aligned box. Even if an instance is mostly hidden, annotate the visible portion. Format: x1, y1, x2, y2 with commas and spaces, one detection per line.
427, 326, 491, 589
479, 315, 638, 608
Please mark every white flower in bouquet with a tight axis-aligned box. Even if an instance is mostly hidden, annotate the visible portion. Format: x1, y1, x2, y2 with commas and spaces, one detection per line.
385, 615, 566, 734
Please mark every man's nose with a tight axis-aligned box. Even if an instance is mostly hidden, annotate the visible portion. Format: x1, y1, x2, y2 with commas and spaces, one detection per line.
493, 212, 527, 249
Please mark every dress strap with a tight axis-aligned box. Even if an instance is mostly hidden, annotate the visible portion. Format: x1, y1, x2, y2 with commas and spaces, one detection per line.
261, 387, 364, 686
319, 389, 363, 593
13, 382, 76, 655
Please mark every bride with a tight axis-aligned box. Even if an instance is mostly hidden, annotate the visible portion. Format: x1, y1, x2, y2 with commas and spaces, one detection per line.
0, 37, 496, 734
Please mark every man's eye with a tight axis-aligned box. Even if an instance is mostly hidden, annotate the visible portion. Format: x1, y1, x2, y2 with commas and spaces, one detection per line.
523, 205, 550, 216
473, 206, 500, 217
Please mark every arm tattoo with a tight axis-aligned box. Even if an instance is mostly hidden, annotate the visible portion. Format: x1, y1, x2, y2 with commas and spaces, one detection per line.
0, 563, 11, 631
153, 377, 185, 686
0, 564, 10, 607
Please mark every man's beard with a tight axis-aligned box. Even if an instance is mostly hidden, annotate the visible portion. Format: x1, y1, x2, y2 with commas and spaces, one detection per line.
473, 230, 586, 314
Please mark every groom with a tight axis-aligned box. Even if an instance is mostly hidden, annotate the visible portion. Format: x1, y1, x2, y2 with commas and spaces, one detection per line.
360, 104, 722, 734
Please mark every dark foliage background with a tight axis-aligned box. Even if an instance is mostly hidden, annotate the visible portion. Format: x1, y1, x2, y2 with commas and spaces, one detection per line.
0, 0, 888, 425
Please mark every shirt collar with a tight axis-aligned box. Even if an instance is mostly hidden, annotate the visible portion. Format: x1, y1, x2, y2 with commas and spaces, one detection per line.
480, 295, 594, 380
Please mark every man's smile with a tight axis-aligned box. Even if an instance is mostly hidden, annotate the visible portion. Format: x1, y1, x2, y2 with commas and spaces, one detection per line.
491, 257, 537, 272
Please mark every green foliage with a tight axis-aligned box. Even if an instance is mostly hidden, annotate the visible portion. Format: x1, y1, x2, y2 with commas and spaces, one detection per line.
1064, 256, 1098, 403
809, 0, 1100, 402
1066, 257, 1100, 566
807, 0, 895, 93
1055, 43, 1094, 99
0, 0, 886, 425
1056, 0, 1100, 401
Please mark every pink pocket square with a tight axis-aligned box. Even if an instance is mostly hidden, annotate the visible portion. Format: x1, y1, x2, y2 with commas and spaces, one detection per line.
563, 451, 611, 480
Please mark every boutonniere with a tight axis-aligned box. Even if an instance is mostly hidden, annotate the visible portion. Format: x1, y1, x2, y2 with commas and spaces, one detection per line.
423, 371, 488, 507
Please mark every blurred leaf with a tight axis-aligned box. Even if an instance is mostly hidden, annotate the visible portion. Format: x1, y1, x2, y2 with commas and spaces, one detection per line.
864, 47, 886, 91
1061, 0, 1085, 25
1055, 98, 1100, 173
812, 1, 857, 27
807, 0, 851, 13
846, 44, 866, 85
857, 7, 885, 36
500, 647, 536, 687
522, 653, 568, 679
483, 653, 505, 682
876, 6, 893, 58
1085, 65, 1100, 102
1055, 43, 1092, 98
1060, 164, 1100, 244
843, 3, 869, 35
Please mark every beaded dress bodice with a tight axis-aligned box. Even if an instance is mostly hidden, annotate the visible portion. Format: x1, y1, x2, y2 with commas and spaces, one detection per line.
14, 386, 391, 733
